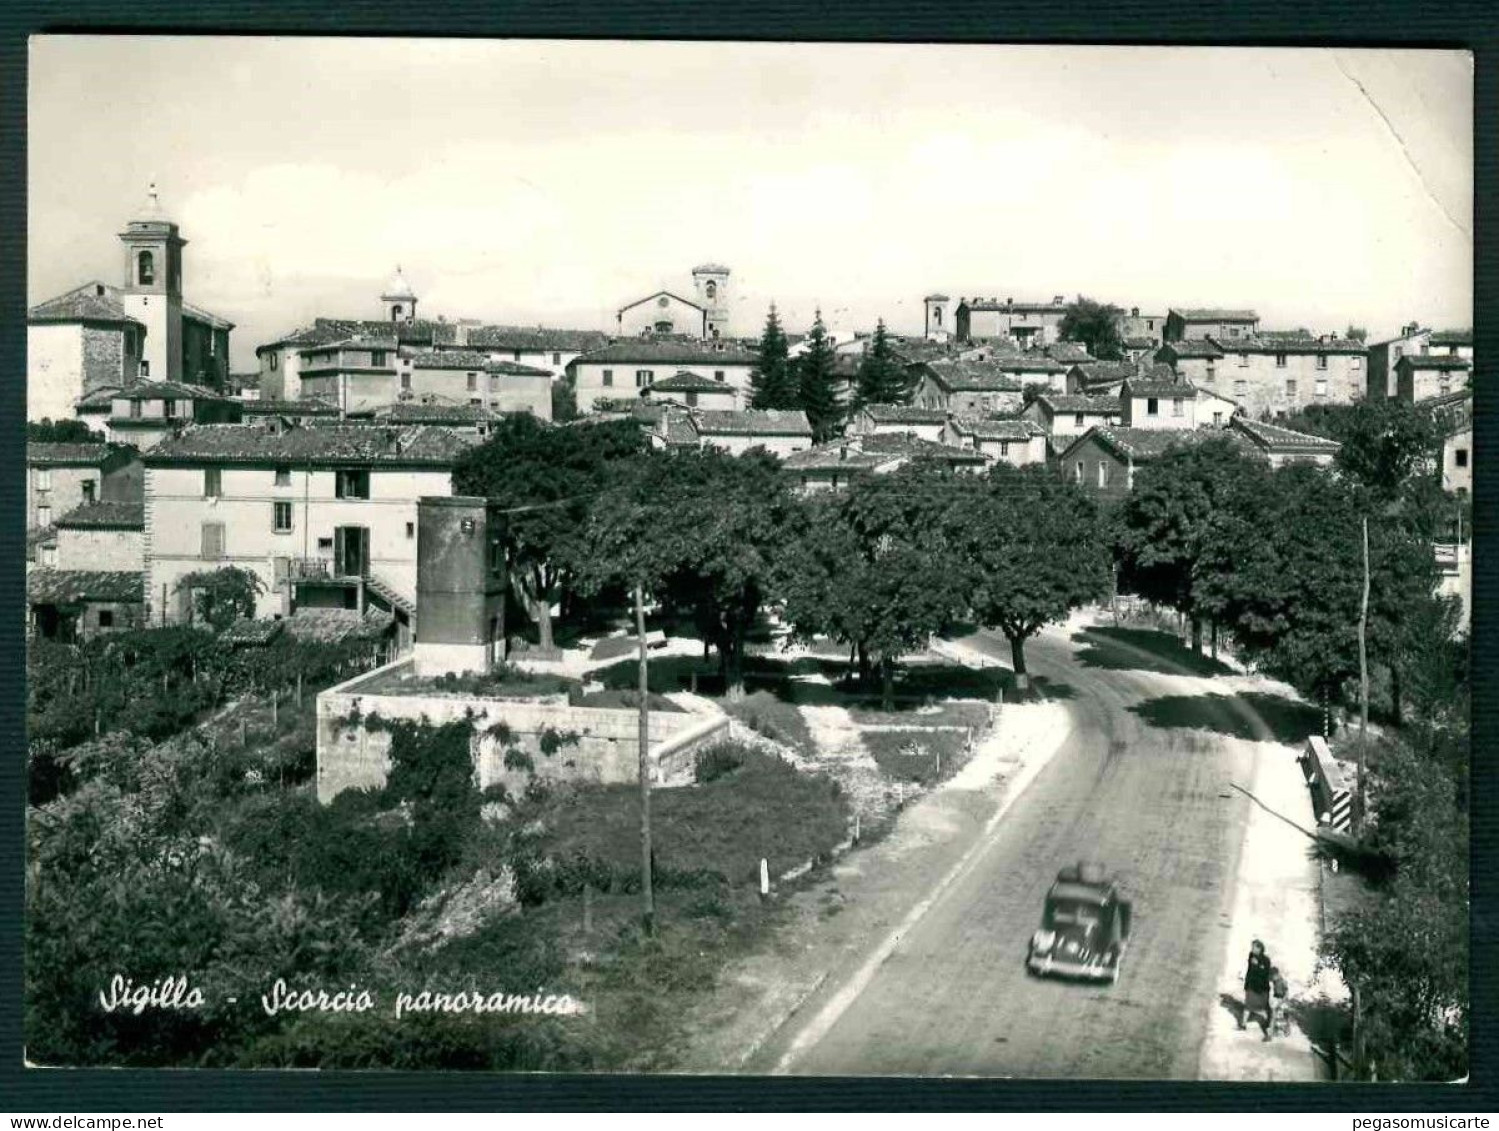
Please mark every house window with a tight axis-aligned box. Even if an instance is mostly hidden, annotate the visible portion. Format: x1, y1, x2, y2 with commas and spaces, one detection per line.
1000, 441, 1011, 457
686, 392, 699, 407
201, 521, 225, 560
1235, 379, 1248, 396
401, 371, 411, 390
1228, 326, 1240, 338
1213, 411, 1224, 426
1420, 342, 1431, 356
1074, 413, 1085, 428
371, 350, 387, 367
391, 304, 403, 321
204, 468, 222, 498
33, 467, 51, 490
1394, 346, 1404, 359
552, 352, 561, 365
406, 521, 416, 539
1074, 461, 1084, 483
40, 544, 57, 567
137, 250, 154, 286
1286, 379, 1298, 397
1238, 353, 1249, 367
274, 466, 291, 486
514, 350, 523, 362
602, 369, 614, 387
715, 370, 725, 382
1454, 448, 1469, 468
273, 501, 293, 533
636, 370, 654, 387
129, 400, 143, 420
1351, 356, 1363, 370
1439, 379, 1452, 395
98, 610, 115, 629
1316, 354, 1328, 370
1275, 353, 1287, 368
335, 469, 370, 499
37, 505, 51, 528
1146, 397, 1159, 416
470, 398, 483, 407
1172, 398, 1184, 416
1205, 363, 1216, 381
139, 361, 150, 378
1315, 378, 1328, 398
467, 373, 478, 391
163, 399, 177, 419
1097, 462, 1108, 488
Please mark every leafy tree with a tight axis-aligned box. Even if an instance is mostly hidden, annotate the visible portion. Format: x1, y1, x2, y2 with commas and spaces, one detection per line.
174, 568, 266, 632
27, 418, 104, 443
780, 466, 969, 707
796, 310, 843, 443
852, 319, 910, 409
1116, 437, 1269, 654
574, 448, 798, 700
953, 465, 1112, 677
1345, 324, 1369, 343
550, 380, 578, 423
1332, 399, 1442, 500
1059, 297, 1125, 361
453, 415, 645, 651
748, 304, 796, 410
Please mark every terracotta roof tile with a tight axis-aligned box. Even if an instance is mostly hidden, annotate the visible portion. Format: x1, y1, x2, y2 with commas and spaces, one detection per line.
28, 569, 144, 605
573, 340, 759, 366
923, 359, 1026, 392
1230, 417, 1341, 452
1036, 394, 1122, 415
28, 282, 144, 326
695, 409, 812, 436
1396, 355, 1471, 371
860, 405, 949, 424
1168, 308, 1259, 322
27, 442, 112, 466
949, 416, 1046, 440
144, 422, 476, 467
649, 371, 732, 392
55, 501, 144, 530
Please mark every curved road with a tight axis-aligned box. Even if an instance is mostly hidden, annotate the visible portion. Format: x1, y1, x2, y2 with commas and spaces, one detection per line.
760, 624, 1272, 1079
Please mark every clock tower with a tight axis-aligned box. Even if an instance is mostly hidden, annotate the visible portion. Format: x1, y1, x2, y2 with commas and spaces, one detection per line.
692, 263, 731, 339
118, 183, 185, 381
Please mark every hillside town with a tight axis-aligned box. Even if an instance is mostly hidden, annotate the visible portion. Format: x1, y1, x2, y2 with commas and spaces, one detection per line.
26, 185, 1472, 1083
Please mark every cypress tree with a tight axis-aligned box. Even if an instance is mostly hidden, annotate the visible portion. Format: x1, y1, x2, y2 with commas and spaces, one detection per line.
749, 304, 795, 409
797, 310, 842, 443
854, 319, 909, 408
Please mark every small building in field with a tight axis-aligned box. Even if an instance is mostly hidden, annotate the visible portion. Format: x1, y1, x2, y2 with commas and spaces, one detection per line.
691, 409, 813, 458
28, 568, 144, 642
645, 370, 740, 411
1227, 417, 1341, 468
942, 416, 1048, 467
912, 359, 1025, 416
848, 404, 949, 442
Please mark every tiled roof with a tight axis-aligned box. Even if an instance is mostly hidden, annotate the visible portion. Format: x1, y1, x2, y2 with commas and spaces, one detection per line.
1044, 342, 1094, 363
649, 371, 732, 392
861, 433, 988, 463
1124, 375, 1197, 397
485, 360, 554, 377
573, 340, 759, 366
28, 569, 144, 605
406, 350, 491, 370
1428, 329, 1472, 347
283, 607, 394, 644
180, 300, 235, 331
891, 341, 960, 365
1212, 335, 1367, 355
1066, 426, 1247, 464
1069, 360, 1142, 383
144, 422, 477, 467
368, 402, 499, 425
313, 318, 460, 346
994, 357, 1068, 373
1230, 418, 1341, 453
948, 416, 1046, 441
28, 282, 143, 326
112, 380, 227, 401
28, 442, 111, 466
1159, 340, 1225, 359
220, 617, 285, 645
962, 299, 1068, 314
75, 385, 127, 410
783, 443, 887, 473
462, 326, 611, 352
695, 409, 812, 436
860, 404, 949, 424
1396, 355, 1471, 371
228, 371, 260, 389
1122, 336, 1158, 350
300, 335, 399, 356
924, 293, 951, 302
693, 263, 731, 275
1169, 308, 1259, 322
256, 322, 351, 354
661, 415, 700, 447
1036, 394, 1122, 415
922, 360, 1025, 392
55, 501, 144, 530
238, 397, 342, 416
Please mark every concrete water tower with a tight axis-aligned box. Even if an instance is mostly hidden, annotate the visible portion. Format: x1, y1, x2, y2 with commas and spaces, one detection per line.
413, 496, 508, 676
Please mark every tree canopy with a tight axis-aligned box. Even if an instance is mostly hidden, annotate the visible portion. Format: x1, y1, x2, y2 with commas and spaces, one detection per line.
853, 319, 910, 409
28, 419, 104, 443
1058, 298, 1124, 361
748, 304, 796, 410
796, 311, 843, 443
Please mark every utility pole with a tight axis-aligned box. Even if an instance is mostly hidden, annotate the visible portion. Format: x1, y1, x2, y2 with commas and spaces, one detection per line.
1357, 515, 1370, 833
635, 582, 655, 935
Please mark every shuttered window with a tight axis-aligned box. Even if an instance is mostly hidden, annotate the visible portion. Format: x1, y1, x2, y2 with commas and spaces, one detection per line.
201, 522, 225, 560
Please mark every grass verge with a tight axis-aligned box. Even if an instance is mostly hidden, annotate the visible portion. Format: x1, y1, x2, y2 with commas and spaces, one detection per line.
862, 728, 971, 786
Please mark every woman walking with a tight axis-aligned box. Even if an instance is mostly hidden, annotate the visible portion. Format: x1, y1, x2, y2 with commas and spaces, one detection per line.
1240, 939, 1274, 1041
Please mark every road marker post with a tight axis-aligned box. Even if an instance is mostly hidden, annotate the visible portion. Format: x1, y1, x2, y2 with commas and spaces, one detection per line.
759, 857, 770, 900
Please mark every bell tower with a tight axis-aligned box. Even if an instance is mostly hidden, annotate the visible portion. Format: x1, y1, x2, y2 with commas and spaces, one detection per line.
923, 294, 951, 342
382, 266, 418, 323
118, 182, 185, 381
692, 263, 731, 340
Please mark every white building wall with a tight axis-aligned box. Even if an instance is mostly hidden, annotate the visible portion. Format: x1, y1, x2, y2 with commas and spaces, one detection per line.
28, 324, 84, 422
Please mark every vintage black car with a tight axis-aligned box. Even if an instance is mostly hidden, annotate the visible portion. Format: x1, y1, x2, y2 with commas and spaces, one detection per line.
1026, 863, 1132, 983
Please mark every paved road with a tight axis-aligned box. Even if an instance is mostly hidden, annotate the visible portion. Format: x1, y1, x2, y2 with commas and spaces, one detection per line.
765, 625, 1267, 1079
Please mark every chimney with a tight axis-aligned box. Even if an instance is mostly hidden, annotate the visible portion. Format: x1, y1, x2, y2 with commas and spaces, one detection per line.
1053, 295, 1064, 305
1131, 306, 1139, 317
1006, 297, 1014, 306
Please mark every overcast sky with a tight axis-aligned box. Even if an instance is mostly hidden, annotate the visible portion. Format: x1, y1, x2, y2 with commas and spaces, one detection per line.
30, 38, 1471, 370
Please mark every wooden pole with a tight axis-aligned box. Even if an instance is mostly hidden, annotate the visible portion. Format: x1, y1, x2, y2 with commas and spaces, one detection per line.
1357, 515, 1370, 833
635, 583, 654, 934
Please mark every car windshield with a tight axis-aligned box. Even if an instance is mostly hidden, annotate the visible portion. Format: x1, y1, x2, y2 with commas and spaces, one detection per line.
1046, 898, 1102, 928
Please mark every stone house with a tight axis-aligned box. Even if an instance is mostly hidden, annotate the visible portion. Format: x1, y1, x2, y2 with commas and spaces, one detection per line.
848, 404, 950, 442
912, 360, 1025, 416
1119, 374, 1198, 430
568, 339, 758, 414
1162, 307, 1260, 342
1160, 334, 1366, 419
954, 296, 1069, 347
645, 371, 741, 411
690, 409, 813, 458
53, 501, 146, 572
27, 442, 140, 531
1366, 325, 1472, 400
1395, 355, 1471, 403
1023, 393, 1122, 457
942, 416, 1048, 467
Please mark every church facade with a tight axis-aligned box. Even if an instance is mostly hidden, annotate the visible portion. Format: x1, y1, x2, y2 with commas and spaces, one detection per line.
616, 264, 732, 340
